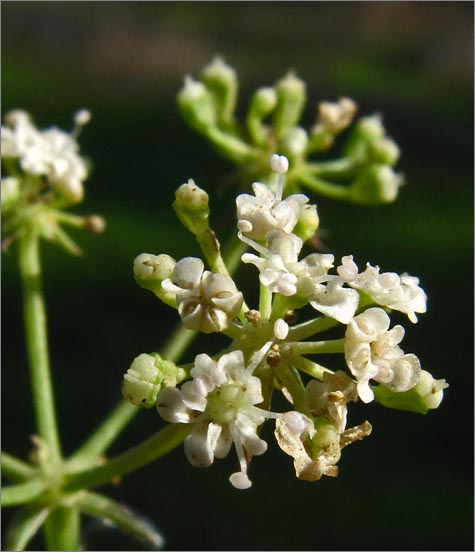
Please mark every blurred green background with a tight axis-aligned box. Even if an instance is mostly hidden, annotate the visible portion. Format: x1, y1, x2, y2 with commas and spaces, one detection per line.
2, 2, 473, 550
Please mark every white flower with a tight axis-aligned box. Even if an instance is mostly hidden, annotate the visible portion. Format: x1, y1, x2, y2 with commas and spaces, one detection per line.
161, 257, 243, 334
274, 412, 340, 481
236, 182, 308, 240
306, 371, 358, 434
157, 350, 271, 489
345, 307, 421, 403
241, 229, 359, 323
337, 255, 427, 323
309, 276, 360, 325
1, 110, 88, 203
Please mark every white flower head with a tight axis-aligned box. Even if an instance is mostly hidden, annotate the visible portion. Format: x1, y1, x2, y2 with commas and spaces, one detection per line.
338, 256, 427, 323
241, 228, 334, 295
1, 110, 89, 203
236, 182, 308, 241
345, 307, 421, 403
161, 257, 243, 334
157, 350, 273, 489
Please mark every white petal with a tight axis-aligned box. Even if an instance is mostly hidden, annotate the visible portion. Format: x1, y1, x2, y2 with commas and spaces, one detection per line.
156, 387, 192, 423
184, 422, 214, 468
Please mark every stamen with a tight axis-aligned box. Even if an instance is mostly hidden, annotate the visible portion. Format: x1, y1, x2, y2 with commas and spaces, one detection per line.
270, 154, 289, 201
246, 340, 274, 374
72, 109, 91, 138
238, 231, 270, 257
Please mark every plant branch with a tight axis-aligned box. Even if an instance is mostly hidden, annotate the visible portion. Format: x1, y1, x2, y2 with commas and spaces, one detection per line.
78, 491, 165, 549
18, 229, 62, 463
64, 424, 191, 493
4, 504, 50, 551
1, 479, 47, 507
1, 452, 37, 482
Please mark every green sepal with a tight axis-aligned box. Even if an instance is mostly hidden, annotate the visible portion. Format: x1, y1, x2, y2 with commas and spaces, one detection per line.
373, 385, 430, 414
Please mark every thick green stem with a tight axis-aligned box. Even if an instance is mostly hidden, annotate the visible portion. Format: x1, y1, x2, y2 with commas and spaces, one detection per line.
44, 505, 80, 551
64, 424, 192, 493
18, 230, 62, 464
78, 491, 165, 549
289, 338, 345, 355
1, 479, 47, 507
1, 452, 36, 482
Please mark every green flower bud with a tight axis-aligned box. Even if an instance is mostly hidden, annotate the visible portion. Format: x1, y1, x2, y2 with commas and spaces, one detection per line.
200, 57, 238, 126
1, 177, 21, 213
369, 137, 400, 166
373, 370, 449, 414
173, 179, 210, 236
280, 126, 309, 162
133, 253, 177, 307
246, 87, 278, 145
178, 76, 217, 134
272, 72, 307, 139
293, 203, 319, 242
122, 352, 185, 408
349, 164, 403, 205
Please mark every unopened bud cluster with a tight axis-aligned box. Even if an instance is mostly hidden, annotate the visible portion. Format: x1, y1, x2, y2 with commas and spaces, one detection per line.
1, 110, 105, 254
178, 57, 403, 206
126, 154, 447, 490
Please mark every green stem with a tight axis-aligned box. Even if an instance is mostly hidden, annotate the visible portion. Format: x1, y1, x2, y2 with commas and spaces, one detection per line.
78, 492, 165, 549
1, 479, 47, 507
44, 506, 80, 551
272, 363, 306, 412
303, 158, 356, 180
259, 281, 272, 321
18, 230, 62, 464
292, 355, 332, 381
5, 505, 50, 551
289, 338, 345, 355
1, 452, 36, 482
298, 171, 350, 201
68, 401, 137, 467
64, 424, 192, 493
288, 316, 339, 342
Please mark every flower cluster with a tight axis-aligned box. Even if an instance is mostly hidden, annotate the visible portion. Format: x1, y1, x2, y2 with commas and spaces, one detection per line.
1, 110, 104, 254
178, 57, 403, 206
127, 154, 447, 489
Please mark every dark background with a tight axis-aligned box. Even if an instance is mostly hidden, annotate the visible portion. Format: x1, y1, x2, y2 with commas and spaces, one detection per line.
2, 2, 474, 550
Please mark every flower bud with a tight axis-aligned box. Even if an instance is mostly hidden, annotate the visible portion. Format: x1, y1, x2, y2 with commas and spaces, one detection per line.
373, 369, 448, 414
122, 352, 184, 408
173, 179, 210, 236
280, 126, 309, 162
134, 253, 177, 307
1, 177, 21, 213
369, 137, 400, 166
349, 164, 403, 205
54, 178, 85, 204
177, 76, 217, 134
272, 72, 307, 139
200, 57, 238, 126
84, 215, 106, 235
293, 203, 319, 242
246, 87, 278, 145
